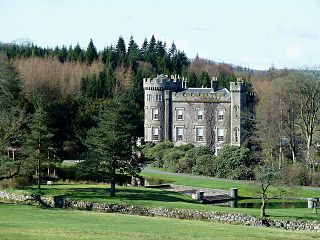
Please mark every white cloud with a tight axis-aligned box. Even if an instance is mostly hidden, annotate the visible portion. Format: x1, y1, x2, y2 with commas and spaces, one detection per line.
275, 24, 319, 39
285, 45, 301, 59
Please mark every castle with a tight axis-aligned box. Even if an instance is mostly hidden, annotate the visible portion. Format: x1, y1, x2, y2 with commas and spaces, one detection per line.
143, 74, 254, 154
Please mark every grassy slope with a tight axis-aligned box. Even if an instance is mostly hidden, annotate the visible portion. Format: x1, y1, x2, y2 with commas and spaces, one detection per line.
0, 204, 319, 240
5, 184, 320, 222
141, 168, 320, 198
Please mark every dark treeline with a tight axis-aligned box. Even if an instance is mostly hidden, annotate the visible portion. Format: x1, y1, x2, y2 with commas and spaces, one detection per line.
0, 35, 260, 190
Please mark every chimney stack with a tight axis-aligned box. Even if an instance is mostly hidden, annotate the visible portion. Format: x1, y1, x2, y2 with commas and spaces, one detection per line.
211, 76, 218, 91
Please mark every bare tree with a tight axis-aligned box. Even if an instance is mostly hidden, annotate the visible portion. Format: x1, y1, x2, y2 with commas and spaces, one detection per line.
255, 164, 289, 218
286, 70, 320, 175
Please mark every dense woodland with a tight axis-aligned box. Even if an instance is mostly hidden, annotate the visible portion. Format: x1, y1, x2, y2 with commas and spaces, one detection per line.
0, 35, 320, 190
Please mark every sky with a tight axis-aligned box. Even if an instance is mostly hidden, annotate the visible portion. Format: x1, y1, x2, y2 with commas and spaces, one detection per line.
0, 0, 320, 70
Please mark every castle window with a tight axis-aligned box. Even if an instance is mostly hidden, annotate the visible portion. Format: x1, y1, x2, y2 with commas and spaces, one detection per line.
152, 127, 159, 141
177, 109, 183, 120
217, 128, 224, 142
233, 105, 239, 119
176, 127, 183, 141
234, 127, 239, 143
152, 108, 159, 120
197, 109, 203, 120
156, 94, 162, 101
147, 94, 152, 101
218, 110, 224, 121
196, 127, 204, 142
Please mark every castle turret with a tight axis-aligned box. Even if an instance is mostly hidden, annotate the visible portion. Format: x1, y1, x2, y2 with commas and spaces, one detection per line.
144, 74, 183, 142
230, 77, 248, 146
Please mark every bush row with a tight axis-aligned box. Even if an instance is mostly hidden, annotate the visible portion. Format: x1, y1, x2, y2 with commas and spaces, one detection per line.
142, 142, 253, 180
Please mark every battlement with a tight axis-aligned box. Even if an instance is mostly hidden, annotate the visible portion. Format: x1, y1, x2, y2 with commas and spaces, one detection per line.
173, 89, 231, 102
143, 74, 187, 91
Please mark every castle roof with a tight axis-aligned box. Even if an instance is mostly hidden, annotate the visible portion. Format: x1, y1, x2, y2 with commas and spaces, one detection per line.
181, 87, 230, 96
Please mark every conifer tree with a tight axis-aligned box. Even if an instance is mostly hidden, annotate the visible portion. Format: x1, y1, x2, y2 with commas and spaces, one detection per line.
26, 102, 54, 189
85, 39, 98, 65
84, 95, 143, 196
140, 38, 148, 60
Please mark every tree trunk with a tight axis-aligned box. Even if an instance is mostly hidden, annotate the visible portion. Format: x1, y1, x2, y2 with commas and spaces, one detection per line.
110, 160, 116, 197
37, 157, 41, 189
260, 196, 267, 218
306, 135, 313, 176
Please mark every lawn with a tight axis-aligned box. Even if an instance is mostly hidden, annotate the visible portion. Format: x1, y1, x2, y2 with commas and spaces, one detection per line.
141, 168, 320, 198
0, 203, 319, 240
5, 183, 320, 222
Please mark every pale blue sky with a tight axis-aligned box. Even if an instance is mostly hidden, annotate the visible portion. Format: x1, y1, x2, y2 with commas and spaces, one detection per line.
1, 0, 320, 70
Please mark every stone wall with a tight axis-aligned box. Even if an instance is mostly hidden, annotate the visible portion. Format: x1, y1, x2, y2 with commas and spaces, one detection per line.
0, 190, 319, 232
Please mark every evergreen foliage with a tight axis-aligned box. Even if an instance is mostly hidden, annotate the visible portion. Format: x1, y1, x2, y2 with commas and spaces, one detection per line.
82, 95, 143, 196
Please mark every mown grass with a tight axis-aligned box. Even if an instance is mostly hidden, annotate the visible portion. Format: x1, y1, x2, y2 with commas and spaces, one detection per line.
5, 183, 320, 222
0, 204, 319, 240
141, 168, 320, 198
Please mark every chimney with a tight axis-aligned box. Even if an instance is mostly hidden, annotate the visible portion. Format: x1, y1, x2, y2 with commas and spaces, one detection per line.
184, 79, 187, 89
211, 76, 218, 91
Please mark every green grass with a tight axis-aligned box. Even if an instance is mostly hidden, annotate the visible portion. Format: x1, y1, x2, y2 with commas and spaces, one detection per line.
141, 168, 320, 198
0, 203, 319, 240
6, 183, 320, 222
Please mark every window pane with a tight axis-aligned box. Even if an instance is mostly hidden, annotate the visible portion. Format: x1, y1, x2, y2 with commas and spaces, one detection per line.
152, 127, 159, 135
177, 109, 183, 119
197, 109, 203, 120
177, 127, 183, 135
196, 128, 204, 136
217, 128, 224, 136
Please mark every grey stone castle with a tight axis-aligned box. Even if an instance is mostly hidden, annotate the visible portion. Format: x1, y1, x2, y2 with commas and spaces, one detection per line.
143, 74, 254, 154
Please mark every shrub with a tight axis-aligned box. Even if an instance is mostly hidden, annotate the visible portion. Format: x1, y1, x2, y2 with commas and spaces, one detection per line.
144, 176, 175, 185
286, 163, 310, 186
163, 148, 185, 172
0, 175, 32, 189
192, 154, 216, 176
143, 141, 174, 167
215, 145, 251, 180
180, 146, 212, 173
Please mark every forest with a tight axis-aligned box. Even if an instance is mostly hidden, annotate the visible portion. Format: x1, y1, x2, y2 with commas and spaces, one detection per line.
0, 35, 319, 188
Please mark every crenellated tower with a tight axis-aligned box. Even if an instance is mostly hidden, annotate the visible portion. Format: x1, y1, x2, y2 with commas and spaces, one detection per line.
230, 77, 248, 146
143, 74, 184, 142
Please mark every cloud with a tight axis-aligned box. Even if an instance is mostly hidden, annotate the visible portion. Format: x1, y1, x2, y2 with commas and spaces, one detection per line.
275, 24, 319, 39
285, 45, 301, 59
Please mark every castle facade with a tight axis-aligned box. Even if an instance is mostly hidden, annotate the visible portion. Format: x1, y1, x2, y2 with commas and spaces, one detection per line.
143, 74, 254, 154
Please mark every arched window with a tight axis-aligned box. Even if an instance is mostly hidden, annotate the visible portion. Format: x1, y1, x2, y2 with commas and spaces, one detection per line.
233, 105, 239, 119
234, 127, 239, 143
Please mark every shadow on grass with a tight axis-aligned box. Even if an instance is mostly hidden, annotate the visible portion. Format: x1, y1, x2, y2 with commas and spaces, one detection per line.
52, 187, 196, 204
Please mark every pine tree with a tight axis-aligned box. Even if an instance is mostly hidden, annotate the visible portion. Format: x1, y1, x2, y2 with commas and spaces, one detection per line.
145, 35, 156, 66
116, 36, 126, 63
26, 102, 54, 189
84, 95, 143, 196
85, 39, 98, 65
200, 71, 210, 87
127, 36, 140, 69
140, 38, 148, 60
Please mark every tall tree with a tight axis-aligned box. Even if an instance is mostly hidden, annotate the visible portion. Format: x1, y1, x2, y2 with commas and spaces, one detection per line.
127, 36, 140, 69
116, 36, 126, 63
84, 95, 143, 196
140, 38, 148, 60
287, 70, 320, 175
85, 39, 98, 65
26, 102, 54, 189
